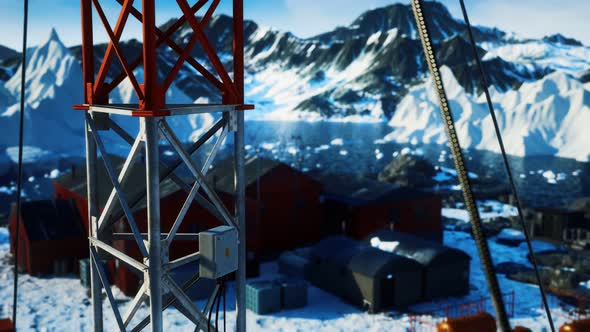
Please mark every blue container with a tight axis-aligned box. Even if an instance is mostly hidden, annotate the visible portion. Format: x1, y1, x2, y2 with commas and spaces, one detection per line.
246, 281, 281, 314
278, 251, 312, 279
79, 258, 90, 288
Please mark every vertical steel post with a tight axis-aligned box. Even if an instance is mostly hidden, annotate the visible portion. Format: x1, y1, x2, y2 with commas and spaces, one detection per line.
145, 117, 162, 332
81, 0, 94, 104
233, 1, 246, 331
234, 109, 246, 332
142, 0, 160, 110
81, 1, 102, 330
85, 115, 102, 332
233, 0, 244, 100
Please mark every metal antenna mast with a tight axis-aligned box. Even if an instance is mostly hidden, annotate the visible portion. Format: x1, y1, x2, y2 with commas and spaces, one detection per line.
76, 1, 252, 331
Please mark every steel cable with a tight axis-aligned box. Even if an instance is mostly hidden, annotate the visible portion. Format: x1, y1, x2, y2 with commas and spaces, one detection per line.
12, 0, 29, 327
458, 1, 556, 330
410, 0, 511, 330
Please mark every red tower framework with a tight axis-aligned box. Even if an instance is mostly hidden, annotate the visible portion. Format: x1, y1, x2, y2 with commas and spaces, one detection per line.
75, 1, 251, 331
76, 0, 253, 115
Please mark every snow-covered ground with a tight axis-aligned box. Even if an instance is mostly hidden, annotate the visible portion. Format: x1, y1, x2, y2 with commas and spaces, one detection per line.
442, 231, 569, 331
0, 214, 578, 331
442, 200, 518, 222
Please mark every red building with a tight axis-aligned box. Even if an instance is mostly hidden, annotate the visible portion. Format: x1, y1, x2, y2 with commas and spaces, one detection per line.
316, 175, 443, 243
53, 155, 146, 235
109, 183, 260, 296
209, 156, 324, 257
53, 156, 235, 295
9, 199, 87, 275
52, 155, 324, 295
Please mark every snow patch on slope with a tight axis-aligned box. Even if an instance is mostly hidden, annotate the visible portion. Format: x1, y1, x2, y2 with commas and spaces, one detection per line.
384, 66, 590, 161
0, 29, 216, 159
481, 40, 590, 74
109, 68, 216, 143
246, 43, 387, 122
0, 28, 85, 154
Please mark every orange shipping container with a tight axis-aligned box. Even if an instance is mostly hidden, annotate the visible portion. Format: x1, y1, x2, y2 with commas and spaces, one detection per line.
437, 312, 496, 332
559, 317, 590, 332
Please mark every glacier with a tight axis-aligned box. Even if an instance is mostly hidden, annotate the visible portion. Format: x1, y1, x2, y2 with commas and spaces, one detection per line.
0, 29, 215, 159
383, 66, 590, 161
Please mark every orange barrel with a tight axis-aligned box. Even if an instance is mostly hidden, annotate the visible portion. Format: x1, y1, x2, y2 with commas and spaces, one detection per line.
559, 318, 590, 332
512, 326, 532, 332
437, 312, 496, 332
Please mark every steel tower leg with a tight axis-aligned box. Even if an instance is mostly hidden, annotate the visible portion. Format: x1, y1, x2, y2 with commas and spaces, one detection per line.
233, 1, 246, 330
85, 113, 103, 332
78, 1, 250, 330
234, 112, 246, 332
145, 117, 163, 332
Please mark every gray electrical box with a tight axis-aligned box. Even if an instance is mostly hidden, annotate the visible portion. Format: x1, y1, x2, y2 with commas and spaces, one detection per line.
199, 226, 238, 279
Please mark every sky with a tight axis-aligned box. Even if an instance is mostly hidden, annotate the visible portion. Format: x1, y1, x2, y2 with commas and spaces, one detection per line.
1, 0, 589, 50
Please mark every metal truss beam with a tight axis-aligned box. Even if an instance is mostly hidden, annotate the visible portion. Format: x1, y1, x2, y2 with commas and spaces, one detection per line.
162, 275, 214, 330
105, 117, 226, 230
131, 274, 205, 332
144, 116, 163, 332
84, 111, 103, 332
93, 0, 135, 96
90, 237, 147, 273
97, 129, 143, 232
90, 247, 126, 331
86, 113, 148, 257
159, 120, 236, 229
165, 124, 228, 246
166, 252, 201, 271
91, 0, 144, 101
122, 283, 148, 328
112, 233, 200, 241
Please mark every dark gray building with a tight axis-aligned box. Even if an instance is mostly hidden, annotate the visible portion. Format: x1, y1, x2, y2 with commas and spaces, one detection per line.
308, 236, 423, 312
366, 230, 471, 300
529, 207, 589, 243
349, 247, 423, 310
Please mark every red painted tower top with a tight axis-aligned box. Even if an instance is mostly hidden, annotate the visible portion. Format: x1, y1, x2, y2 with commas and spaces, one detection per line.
75, 0, 253, 117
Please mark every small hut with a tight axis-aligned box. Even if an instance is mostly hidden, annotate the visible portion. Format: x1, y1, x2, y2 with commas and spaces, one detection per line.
208, 155, 324, 257
308, 236, 423, 312
308, 236, 368, 302
367, 230, 471, 300
314, 174, 443, 242
529, 207, 589, 243
349, 247, 423, 310
9, 199, 87, 275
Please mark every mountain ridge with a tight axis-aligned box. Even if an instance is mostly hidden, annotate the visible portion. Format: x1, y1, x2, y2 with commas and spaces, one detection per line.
0, 1, 588, 161
383, 67, 590, 161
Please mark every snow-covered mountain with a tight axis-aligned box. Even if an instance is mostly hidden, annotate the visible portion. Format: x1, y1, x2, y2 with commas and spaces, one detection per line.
0, 28, 86, 153
0, 1, 588, 161
108, 67, 216, 143
383, 66, 590, 161
0, 29, 214, 156
240, 2, 545, 121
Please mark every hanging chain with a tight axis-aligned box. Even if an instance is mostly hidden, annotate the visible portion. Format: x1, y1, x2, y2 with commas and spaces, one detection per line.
410, 1, 511, 330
